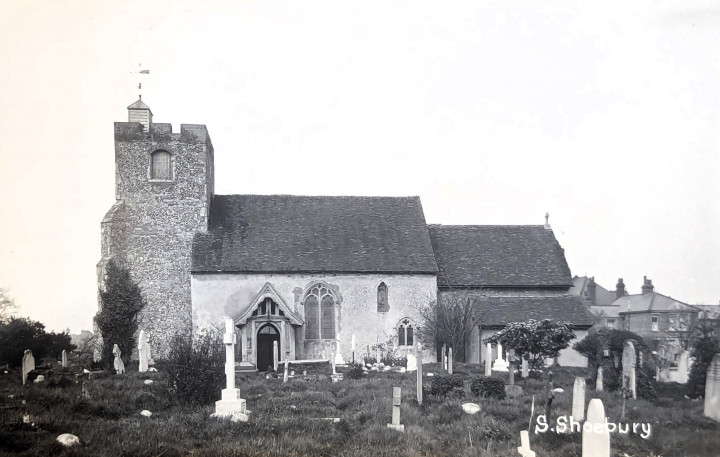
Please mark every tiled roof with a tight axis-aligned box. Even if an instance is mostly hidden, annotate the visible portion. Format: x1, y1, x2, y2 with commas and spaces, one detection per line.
612, 293, 699, 314
192, 195, 439, 274
570, 276, 619, 306
471, 295, 594, 328
428, 225, 573, 287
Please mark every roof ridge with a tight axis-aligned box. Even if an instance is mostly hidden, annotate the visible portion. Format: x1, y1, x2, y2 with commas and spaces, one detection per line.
214, 193, 421, 199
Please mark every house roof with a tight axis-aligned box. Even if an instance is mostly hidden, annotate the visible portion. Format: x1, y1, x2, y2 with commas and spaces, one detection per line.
428, 225, 573, 288
695, 304, 720, 320
570, 276, 619, 306
612, 293, 699, 314
191, 194, 439, 274
471, 295, 594, 328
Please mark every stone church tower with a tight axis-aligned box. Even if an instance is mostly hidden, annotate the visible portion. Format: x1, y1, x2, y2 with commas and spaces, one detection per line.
98, 98, 214, 354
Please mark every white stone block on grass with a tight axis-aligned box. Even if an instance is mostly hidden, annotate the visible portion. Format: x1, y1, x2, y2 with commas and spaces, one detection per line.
57, 433, 80, 447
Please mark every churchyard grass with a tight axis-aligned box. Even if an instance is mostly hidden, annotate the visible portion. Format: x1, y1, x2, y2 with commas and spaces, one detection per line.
1, 364, 718, 456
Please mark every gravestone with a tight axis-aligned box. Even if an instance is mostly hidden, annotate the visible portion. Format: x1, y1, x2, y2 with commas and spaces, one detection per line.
521, 357, 529, 378
21, 349, 35, 385
415, 342, 423, 405
386, 386, 404, 432
508, 349, 515, 385
493, 342, 508, 372
442, 344, 447, 371
61, 349, 68, 368
517, 430, 536, 457
596, 367, 603, 391
213, 318, 250, 420
572, 377, 586, 421
622, 341, 636, 399
376, 345, 380, 364
273, 341, 278, 372
138, 330, 150, 373
112, 344, 125, 374
406, 353, 417, 372
485, 343, 492, 376
704, 353, 720, 421
582, 398, 610, 457
677, 351, 689, 384
448, 347, 453, 375
283, 357, 289, 383
351, 334, 356, 363
334, 340, 345, 366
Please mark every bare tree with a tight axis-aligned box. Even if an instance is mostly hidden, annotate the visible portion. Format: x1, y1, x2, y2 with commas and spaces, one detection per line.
414, 288, 475, 361
0, 287, 19, 324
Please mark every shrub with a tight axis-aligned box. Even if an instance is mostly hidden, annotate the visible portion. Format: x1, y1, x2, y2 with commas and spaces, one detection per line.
165, 331, 224, 405
430, 374, 465, 397
0, 317, 75, 367
635, 369, 657, 401
484, 320, 575, 371
687, 333, 720, 399
470, 377, 506, 399
345, 363, 365, 379
95, 259, 146, 367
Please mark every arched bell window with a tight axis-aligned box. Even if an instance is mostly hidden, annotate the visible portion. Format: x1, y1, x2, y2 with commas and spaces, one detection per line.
150, 150, 172, 180
303, 284, 336, 340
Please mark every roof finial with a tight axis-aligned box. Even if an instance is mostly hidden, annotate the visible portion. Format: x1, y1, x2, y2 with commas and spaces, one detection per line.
544, 212, 552, 230
130, 63, 150, 99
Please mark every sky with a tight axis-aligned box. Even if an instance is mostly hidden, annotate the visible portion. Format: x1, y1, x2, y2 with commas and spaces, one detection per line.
0, 1, 718, 333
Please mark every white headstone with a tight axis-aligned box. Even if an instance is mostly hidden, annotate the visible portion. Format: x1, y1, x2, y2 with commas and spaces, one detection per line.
493, 342, 509, 372
406, 353, 417, 372
485, 343, 492, 376
582, 398, 610, 457
61, 349, 68, 368
415, 342, 423, 405
273, 341, 278, 372
334, 340, 345, 365
112, 344, 125, 374
21, 349, 35, 385
622, 341, 636, 399
596, 367, 603, 391
677, 350, 689, 384
213, 318, 250, 419
448, 347, 453, 375
521, 357, 529, 378
517, 430, 536, 457
572, 377, 586, 421
386, 386, 405, 432
138, 330, 150, 373
442, 344, 447, 371
704, 353, 720, 421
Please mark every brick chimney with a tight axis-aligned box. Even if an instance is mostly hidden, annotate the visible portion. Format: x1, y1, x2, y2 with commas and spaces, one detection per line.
615, 278, 626, 299
587, 277, 597, 305
641, 276, 654, 295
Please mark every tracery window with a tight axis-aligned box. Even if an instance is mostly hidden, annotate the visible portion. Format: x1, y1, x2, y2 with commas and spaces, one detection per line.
304, 284, 336, 339
397, 318, 414, 347
150, 150, 172, 180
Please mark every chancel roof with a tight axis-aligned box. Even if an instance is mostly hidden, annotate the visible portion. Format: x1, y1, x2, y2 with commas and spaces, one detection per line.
428, 225, 573, 288
192, 195, 438, 274
472, 295, 594, 328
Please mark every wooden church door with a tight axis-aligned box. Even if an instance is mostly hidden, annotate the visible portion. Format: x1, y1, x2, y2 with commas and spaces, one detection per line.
256, 324, 280, 372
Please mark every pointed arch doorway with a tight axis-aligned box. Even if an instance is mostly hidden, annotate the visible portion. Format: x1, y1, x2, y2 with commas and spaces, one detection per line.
256, 323, 280, 372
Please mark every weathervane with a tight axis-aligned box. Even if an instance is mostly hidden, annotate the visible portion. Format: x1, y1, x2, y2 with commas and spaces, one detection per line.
130, 63, 151, 97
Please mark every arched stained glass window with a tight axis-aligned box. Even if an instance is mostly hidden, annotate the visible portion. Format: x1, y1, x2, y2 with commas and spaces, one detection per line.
150, 150, 172, 180
398, 318, 414, 347
303, 284, 336, 340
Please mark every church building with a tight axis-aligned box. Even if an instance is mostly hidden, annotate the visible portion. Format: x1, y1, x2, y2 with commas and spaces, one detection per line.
98, 99, 592, 370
